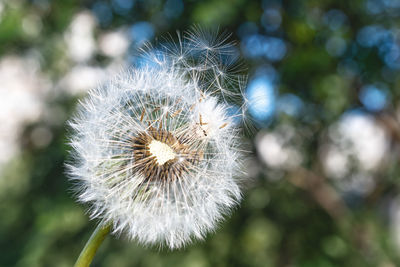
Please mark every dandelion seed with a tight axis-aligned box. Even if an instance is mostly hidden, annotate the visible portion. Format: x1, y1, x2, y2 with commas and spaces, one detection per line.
67, 28, 249, 249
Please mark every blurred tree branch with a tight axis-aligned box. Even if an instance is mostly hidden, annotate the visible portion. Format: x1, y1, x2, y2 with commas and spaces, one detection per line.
287, 167, 350, 221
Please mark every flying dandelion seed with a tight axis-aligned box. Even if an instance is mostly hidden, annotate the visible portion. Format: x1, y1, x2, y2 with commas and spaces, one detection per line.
67, 28, 249, 249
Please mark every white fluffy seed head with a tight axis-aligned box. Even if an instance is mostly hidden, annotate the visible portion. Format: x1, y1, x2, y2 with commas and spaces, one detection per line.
67, 28, 248, 249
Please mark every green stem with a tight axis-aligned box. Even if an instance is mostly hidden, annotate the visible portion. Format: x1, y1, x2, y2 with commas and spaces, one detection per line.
74, 223, 112, 267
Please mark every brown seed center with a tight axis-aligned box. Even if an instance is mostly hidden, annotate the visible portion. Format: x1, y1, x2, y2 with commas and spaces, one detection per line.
132, 127, 202, 181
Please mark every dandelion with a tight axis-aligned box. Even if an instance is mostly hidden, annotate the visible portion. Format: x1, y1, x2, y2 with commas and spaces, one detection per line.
67, 28, 248, 265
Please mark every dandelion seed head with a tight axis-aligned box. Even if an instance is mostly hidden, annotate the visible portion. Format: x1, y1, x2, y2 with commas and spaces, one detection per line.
67, 28, 248, 249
